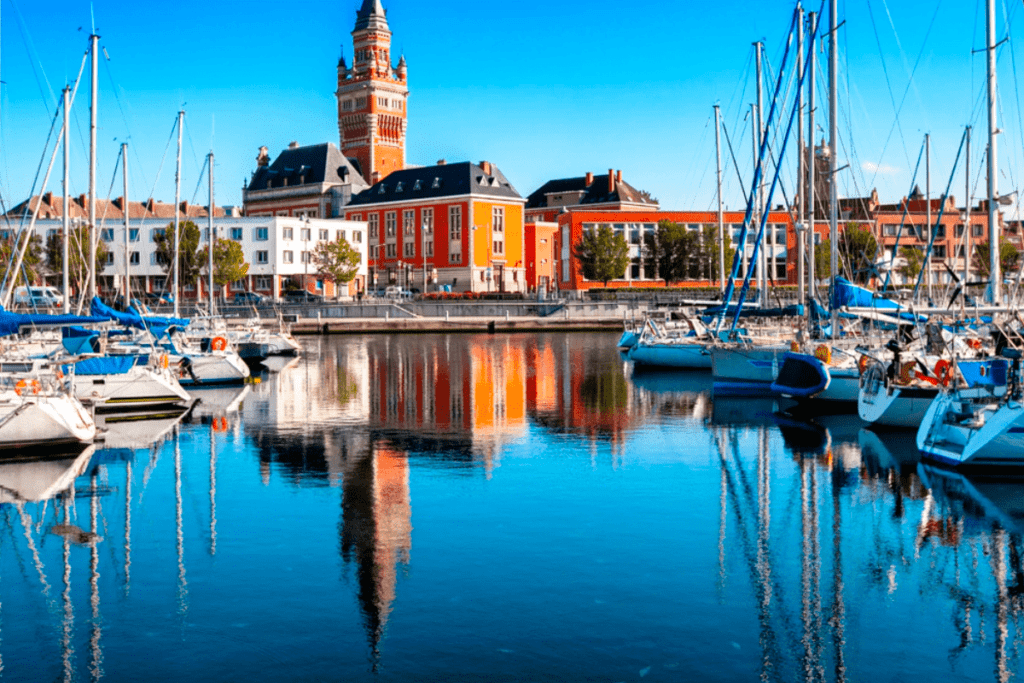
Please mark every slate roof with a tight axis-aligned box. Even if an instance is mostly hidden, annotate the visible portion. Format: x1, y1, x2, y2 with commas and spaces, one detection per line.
524, 174, 656, 209
354, 0, 389, 31
348, 162, 522, 206
247, 143, 368, 193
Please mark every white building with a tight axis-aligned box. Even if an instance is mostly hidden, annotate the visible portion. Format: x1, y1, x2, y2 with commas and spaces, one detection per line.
12, 216, 368, 301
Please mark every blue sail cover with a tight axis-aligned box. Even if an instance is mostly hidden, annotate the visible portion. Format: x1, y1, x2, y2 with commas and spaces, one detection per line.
90, 297, 189, 338
0, 309, 107, 338
830, 277, 921, 323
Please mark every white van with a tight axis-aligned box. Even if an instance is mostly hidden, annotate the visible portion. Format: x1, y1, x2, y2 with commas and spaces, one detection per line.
13, 286, 63, 309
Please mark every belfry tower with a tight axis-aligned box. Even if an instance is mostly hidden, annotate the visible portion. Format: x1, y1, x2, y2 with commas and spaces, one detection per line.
336, 0, 408, 184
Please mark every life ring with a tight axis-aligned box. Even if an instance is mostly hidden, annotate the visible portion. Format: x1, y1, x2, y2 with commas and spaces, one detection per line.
14, 379, 27, 396
55, 367, 64, 380
934, 359, 953, 387
968, 338, 983, 351
814, 344, 832, 365
31, 380, 40, 395
897, 361, 915, 385
211, 336, 228, 351
858, 354, 870, 376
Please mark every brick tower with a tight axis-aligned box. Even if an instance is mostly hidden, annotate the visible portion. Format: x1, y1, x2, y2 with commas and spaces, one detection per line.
336, 0, 408, 184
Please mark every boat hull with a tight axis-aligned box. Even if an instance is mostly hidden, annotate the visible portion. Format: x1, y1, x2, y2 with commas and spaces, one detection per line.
917, 392, 1024, 467
858, 363, 936, 428
628, 342, 711, 369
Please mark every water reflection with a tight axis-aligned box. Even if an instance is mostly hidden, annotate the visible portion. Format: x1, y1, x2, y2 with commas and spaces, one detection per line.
4, 334, 1024, 681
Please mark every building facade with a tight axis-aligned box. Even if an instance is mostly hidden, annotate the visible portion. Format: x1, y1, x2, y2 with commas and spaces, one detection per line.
524, 169, 658, 224
344, 161, 526, 293
336, 0, 408, 184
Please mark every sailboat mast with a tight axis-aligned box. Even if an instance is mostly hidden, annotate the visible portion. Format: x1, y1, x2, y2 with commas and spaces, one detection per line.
986, 0, 1001, 304
122, 143, 130, 307
208, 151, 215, 315
714, 104, 725, 295
965, 128, 971, 289
88, 33, 98, 302
797, 5, 805, 309
755, 41, 767, 306
829, 0, 838, 337
926, 133, 932, 301
62, 86, 70, 314
807, 11, 816, 299
173, 111, 184, 318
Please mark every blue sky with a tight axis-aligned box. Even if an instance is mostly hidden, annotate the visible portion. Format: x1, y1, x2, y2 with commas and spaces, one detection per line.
1, 0, 1022, 216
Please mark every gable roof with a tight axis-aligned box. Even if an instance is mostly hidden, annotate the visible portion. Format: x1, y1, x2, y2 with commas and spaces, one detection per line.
525, 174, 657, 209
348, 162, 522, 206
247, 143, 368, 193
5, 193, 225, 222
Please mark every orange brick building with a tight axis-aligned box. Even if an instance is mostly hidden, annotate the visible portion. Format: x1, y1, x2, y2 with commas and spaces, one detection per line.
345, 161, 526, 293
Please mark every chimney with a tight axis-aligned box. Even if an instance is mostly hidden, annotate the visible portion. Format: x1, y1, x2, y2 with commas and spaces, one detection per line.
371, 171, 381, 184
179, 200, 189, 216
480, 160, 492, 175
437, 159, 447, 166
616, 170, 622, 183
585, 172, 593, 187
78, 194, 87, 207
146, 198, 155, 211
43, 191, 53, 205
114, 196, 124, 210
288, 141, 299, 149
608, 169, 615, 194
256, 146, 270, 167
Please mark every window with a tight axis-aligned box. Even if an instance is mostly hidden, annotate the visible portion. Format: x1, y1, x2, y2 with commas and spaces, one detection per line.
46, 228, 58, 241
934, 224, 946, 239
319, 229, 329, 241
933, 245, 947, 259
350, 214, 362, 222
422, 208, 433, 233
404, 242, 415, 257
385, 243, 396, 258
385, 212, 397, 237
403, 210, 414, 235
153, 276, 165, 291
256, 276, 271, 290
129, 251, 140, 265
301, 251, 311, 264
283, 251, 293, 264
256, 250, 269, 264
151, 253, 168, 266
493, 238, 504, 255
449, 250, 461, 264
300, 227, 311, 241
231, 279, 246, 290
256, 227, 269, 241
338, 230, 347, 243
955, 224, 965, 237
354, 230, 362, 243
126, 228, 138, 242
231, 227, 243, 240
973, 224, 984, 236
283, 227, 293, 240
101, 228, 114, 242
104, 253, 114, 265
493, 206, 505, 255
449, 206, 462, 240
883, 224, 896, 236
152, 228, 166, 241
368, 214, 379, 238
426, 241, 434, 257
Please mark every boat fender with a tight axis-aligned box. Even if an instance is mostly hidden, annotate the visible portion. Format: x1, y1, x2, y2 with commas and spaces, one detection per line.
790, 341, 800, 353
814, 344, 831, 365
161, 353, 169, 369
211, 336, 228, 351
858, 355, 870, 376
897, 361, 915, 385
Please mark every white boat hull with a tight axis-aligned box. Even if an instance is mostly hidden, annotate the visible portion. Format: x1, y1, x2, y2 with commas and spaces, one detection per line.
858, 364, 936, 428
75, 365, 190, 411
0, 393, 95, 449
176, 351, 250, 386
917, 392, 1024, 466
712, 345, 787, 384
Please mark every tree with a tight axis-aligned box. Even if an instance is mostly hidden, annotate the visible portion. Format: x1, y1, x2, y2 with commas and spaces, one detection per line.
200, 238, 250, 297
45, 227, 107, 299
837, 222, 879, 284
313, 236, 361, 299
700, 224, 732, 284
898, 245, 924, 283
1, 235, 44, 292
154, 221, 202, 289
814, 239, 842, 282
573, 225, 629, 287
972, 238, 1020, 280
646, 220, 700, 284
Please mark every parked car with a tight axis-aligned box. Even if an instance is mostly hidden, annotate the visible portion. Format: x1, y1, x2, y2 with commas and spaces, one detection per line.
234, 291, 264, 305
13, 286, 63, 308
384, 285, 413, 300
283, 290, 324, 303
144, 292, 175, 305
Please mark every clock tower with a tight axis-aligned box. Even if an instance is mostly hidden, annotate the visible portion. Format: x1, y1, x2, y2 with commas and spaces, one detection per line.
337, 0, 408, 184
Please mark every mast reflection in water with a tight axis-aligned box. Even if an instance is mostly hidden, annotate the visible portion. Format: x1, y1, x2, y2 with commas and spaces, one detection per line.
0, 332, 1022, 681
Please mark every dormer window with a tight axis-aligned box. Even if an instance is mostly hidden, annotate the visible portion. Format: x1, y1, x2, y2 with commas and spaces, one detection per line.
413, 179, 422, 191
395, 182, 404, 193
432, 177, 441, 189
378, 184, 387, 194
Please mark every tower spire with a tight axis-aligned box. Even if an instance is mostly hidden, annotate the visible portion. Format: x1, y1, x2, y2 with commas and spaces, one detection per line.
355, 0, 389, 32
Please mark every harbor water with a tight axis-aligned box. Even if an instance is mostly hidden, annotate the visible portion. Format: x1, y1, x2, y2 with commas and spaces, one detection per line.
2, 332, 1022, 681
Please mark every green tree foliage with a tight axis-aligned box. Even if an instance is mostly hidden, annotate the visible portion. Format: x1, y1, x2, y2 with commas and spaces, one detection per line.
837, 223, 879, 284
154, 221, 202, 288
313, 236, 361, 298
45, 227, 107, 300
201, 238, 250, 293
898, 246, 924, 282
2, 235, 44, 288
700, 224, 732, 283
972, 238, 1020, 280
813, 239, 840, 281
573, 225, 630, 287
645, 220, 731, 284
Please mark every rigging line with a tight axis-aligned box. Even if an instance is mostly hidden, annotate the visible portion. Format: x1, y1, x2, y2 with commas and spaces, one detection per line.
840, 18, 868, 201
101, 49, 151, 195
184, 118, 203, 179
867, 0, 942, 190
7, 0, 57, 113
189, 155, 210, 208
1004, 0, 1024, 210
913, 128, 967, 300
136, 118, 180, 230
880, 0, 934, 131
683, 114, 713, 209
721, 122, 749, 203
865, 0, 912, 175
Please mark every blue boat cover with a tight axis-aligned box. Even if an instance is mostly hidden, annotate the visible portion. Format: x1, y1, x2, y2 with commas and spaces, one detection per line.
70, 355, 136, 376
770, 352, 830, 399
90, 297, 189, 338
0, 309, 107, 338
